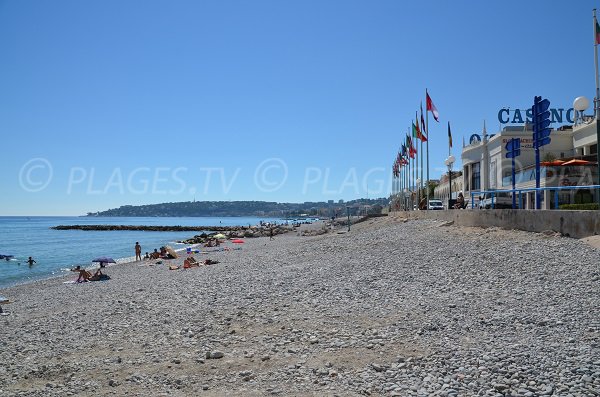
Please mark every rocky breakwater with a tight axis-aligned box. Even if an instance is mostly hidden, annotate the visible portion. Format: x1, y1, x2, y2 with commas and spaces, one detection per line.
181, 225, 291, 244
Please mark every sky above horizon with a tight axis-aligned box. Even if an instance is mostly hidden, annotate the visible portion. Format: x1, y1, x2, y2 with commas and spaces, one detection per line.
1, 0, 599, 215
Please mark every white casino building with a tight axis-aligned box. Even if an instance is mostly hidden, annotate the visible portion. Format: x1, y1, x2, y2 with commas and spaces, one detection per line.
460, 101, 599, 209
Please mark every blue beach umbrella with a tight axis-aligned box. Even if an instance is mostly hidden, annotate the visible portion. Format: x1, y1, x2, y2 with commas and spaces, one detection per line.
92, 256, 116, 267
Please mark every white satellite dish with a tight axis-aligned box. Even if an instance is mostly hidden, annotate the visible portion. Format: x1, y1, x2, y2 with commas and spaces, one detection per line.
573, 96, 590, 111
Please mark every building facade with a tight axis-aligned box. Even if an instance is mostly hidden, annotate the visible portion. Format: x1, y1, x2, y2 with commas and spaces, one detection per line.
460, 119, 598, 209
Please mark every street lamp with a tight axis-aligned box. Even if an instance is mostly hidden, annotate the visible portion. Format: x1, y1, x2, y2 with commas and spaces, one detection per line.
346, 206, 351, 231
445, 155, 456, 210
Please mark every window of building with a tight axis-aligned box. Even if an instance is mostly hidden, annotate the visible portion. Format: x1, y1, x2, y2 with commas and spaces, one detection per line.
591, 144, 598, 155
472, 162, 481, 190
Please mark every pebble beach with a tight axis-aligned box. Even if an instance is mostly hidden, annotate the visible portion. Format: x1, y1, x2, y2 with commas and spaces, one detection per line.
1, 216, 599, 397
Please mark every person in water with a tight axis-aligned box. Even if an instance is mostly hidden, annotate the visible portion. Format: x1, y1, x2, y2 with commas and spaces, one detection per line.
27, 257, 36, 267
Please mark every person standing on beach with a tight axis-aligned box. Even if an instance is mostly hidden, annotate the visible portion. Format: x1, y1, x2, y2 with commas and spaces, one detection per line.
27, 257, 36, 267
135, 242, 142, 261
269, 227, 274, 240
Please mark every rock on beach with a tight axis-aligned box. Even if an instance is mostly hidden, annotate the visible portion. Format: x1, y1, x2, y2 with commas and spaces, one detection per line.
0, 215, 598, 396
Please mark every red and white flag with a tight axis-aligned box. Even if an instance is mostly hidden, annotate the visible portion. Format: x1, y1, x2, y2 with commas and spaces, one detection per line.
426, 91, 439, 122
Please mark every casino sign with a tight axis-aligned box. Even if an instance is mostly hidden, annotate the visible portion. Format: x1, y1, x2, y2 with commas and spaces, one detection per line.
498, 107, 574, 124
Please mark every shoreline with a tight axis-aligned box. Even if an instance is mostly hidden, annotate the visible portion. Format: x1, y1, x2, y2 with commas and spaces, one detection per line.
0, 241, 207, 292
0, 219, 299, 291
1, 216, 598, 396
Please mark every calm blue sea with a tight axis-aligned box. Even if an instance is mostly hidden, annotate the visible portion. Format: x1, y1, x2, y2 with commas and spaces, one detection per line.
0, 216, 286, 289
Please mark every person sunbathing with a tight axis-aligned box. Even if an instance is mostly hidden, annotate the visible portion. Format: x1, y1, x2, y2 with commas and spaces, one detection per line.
89, 268, 110, 281
183, 257, 200, 269
71, 266, 92, 282
203, 259, 219, 265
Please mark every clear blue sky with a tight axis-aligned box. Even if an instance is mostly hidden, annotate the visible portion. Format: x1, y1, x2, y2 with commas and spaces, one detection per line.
1, 0, 598, 215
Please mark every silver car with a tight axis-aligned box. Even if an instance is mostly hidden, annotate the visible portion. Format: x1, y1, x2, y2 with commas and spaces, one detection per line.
428, 199, 444, 210
478, 192, 513, 209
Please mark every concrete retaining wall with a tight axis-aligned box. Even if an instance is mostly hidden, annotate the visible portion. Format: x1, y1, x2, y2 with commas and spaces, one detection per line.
400, 210, 600, 239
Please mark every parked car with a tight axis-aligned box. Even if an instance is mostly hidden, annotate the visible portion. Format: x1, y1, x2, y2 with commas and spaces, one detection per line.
428, 199, 444, 210
478, 191, 513, 209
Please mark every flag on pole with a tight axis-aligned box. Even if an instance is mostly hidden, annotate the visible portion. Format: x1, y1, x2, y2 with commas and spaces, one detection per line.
412, 122, 420, 140
408, 135, 416, 158
596, 19, 600, 44
426, 91, 439, 122
413, 119, 427, 142
447, 121, 453, 148
419, 105, 427, 141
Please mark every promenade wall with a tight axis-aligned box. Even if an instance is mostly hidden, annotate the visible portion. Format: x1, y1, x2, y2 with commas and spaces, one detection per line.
398, 210, 600, 238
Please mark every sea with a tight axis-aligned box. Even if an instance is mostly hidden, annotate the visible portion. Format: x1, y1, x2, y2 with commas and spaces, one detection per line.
0, 216, 290, 289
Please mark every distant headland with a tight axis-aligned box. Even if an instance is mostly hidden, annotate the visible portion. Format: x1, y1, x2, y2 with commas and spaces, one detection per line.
86, 199, 387, 217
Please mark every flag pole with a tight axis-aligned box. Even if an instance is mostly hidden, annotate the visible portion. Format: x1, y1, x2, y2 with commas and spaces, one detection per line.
413, 128, 418, 210
415, 111, 425, 209
595, 9, 599, 117
425, 89, 430, 209
594, 9, 600, 205
408, 130, 412, 210
448, 123, 451, 157
419, 109, 423, 209
399, 162, 402, 209
405, 149, 408, 210
448, 121, 452, 209
408, 133, 415, 211
400, 151, 404, 209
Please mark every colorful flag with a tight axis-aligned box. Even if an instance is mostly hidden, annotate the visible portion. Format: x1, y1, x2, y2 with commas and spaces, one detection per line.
407, 135, 416, 158
412, 122, 419, 139
420, 103, 427, 138
448, 121, 453, 148
415, 117, 427, 142
596, 20, 600, 45
426, 91, 439, 122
